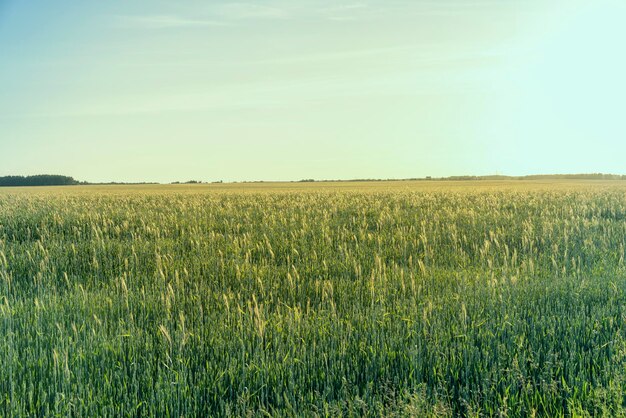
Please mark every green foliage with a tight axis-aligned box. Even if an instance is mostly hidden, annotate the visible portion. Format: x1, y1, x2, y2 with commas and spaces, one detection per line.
0, 175, 79, 187
0, 187, 625, 416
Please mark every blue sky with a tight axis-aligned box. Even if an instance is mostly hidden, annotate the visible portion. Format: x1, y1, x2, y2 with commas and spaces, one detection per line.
1, 0, 625, 182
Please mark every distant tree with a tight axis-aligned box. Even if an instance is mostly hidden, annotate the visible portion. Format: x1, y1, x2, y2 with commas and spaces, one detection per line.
0, 175, 79, 187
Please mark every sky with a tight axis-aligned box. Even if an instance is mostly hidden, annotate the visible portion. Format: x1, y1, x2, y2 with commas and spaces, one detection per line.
1, 0, 625, 183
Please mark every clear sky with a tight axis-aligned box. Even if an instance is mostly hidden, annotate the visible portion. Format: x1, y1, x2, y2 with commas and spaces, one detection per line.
1, 0, 625, 183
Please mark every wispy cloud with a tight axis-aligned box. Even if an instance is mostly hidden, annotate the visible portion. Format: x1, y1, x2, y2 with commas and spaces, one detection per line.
117, 15, 226, 29
213, 3, 289, 20
322, 3, 370, 12
318, 3, 371, 20
1, 53, 503, 120
117, 1, 383, 30
116, 3, 290, 30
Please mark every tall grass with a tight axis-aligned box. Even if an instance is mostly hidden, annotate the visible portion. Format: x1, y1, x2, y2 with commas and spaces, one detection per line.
1, 186, 625, 416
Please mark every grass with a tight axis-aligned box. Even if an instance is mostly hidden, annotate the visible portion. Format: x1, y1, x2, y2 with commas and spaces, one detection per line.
1, 181, 626, 416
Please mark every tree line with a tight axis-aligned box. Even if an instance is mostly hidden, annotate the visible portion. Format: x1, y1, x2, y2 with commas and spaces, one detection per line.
0, 175, 80, 187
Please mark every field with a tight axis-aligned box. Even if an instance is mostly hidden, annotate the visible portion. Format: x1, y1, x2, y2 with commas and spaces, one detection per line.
1, 181, 626, 416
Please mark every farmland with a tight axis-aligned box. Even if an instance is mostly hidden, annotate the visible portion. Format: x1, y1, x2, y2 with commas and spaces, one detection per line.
1, 181, 626, 416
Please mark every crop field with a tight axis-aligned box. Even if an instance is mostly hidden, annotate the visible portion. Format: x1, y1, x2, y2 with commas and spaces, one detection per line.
1, 181, 626, 417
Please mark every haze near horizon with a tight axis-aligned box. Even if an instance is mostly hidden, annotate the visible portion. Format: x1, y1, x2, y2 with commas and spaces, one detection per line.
1, 0, 625, 183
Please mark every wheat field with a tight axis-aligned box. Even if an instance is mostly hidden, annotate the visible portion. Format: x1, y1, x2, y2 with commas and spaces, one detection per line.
1, 181, 626, 416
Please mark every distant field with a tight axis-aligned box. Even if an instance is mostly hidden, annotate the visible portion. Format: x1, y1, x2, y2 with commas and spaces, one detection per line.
1, 181, 626, 416
2, 179, 626, 194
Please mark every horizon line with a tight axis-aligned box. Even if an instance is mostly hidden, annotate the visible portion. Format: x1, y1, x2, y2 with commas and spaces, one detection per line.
2, 173, 626, 187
